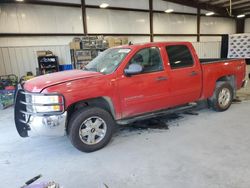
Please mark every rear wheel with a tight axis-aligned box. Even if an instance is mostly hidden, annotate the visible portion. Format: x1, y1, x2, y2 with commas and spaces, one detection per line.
68, 107, 115, 152
208, 82, 234, 112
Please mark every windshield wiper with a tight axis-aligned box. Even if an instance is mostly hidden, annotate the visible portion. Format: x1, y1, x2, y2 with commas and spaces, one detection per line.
87, 67, 98, 72
82, 67, 89, 71
82, 67, 99, 72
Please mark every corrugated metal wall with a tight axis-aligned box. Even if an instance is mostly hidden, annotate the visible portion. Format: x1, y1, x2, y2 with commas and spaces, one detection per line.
0, 1, 227, 78
192, 41, 221, 59
0, 41, 221, 78
0, 45, 71, 78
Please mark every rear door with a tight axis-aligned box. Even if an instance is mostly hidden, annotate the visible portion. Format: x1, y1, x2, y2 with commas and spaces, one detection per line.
117, 46, 171, 118
164, 44, 202, 105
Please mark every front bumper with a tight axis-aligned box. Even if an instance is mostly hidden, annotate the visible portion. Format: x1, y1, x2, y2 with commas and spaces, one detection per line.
27, 112, 67, 137
14, 89, 67, 137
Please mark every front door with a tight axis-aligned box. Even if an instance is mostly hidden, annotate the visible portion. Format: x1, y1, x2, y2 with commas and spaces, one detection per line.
117, 47, 171, 118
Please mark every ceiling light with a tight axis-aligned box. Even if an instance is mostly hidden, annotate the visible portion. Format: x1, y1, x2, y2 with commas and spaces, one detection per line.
16, 0, 24, 1
205, 12, 215, 16
100, 3, 109, 8
165, 9, 174, 13
237, 14, 245, 18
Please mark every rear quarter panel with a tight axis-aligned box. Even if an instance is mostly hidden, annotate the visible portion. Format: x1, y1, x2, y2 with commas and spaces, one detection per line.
201, 59, 246, 99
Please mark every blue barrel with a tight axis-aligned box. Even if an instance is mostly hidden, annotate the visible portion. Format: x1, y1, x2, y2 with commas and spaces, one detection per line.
59, 64, 73, 71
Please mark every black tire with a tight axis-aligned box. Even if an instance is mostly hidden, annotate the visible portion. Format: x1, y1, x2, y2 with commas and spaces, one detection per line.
68, 106, 115, 152
208, 81, 234, 112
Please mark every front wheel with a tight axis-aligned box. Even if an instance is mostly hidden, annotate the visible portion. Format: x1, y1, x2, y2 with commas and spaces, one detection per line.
208, 82, 234, 112
68, 107, 115, 152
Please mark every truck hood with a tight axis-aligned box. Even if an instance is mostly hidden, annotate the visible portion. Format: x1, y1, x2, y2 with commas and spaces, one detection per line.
24, 70, 102, 92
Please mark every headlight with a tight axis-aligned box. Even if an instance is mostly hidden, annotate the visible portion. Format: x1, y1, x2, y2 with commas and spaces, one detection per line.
26, 94, 64, 113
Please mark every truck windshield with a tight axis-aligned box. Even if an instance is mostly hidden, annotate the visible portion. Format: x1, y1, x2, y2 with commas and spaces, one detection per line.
85, 48, 131, 74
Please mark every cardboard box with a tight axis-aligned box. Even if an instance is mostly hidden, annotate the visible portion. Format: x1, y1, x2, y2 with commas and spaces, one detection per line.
69, 42, 81, 50
69, 42, 74, 49
104, 36, 128, 47
114, 38, 122, 46
73, 37, 81, 42
37, 51, 53, 57
105, 37, 115, 47
121, 37, 129, 45
105, 37, 124, 47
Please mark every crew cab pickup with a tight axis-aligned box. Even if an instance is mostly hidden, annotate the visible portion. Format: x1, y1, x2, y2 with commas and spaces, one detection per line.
14, 42, 247, 152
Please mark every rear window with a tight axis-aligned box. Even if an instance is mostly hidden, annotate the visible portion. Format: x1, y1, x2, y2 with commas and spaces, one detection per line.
165, 45, 194, 69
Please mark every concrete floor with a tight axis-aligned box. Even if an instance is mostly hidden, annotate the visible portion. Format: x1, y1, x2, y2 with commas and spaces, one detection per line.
1, 71, 250, 188
2, 102, 250, 188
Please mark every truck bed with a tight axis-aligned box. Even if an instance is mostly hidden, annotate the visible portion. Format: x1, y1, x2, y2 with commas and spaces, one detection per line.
200, 58, 246, 99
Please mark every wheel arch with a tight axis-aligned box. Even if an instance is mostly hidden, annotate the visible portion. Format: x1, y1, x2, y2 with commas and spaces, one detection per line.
216, 75, 236, 97
66, 97, 116, 133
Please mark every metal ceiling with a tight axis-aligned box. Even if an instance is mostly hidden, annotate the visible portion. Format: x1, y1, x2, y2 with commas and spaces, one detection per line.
164, 0, 250, 17
209, 0, 250, 15
1, 0, 250, 17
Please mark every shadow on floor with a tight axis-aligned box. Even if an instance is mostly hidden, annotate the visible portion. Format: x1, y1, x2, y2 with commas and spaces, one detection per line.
115, 97, 244, 136
119, 113, 183, 132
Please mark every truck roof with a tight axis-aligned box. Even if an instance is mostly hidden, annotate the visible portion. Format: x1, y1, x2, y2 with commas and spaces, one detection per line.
117, 41, 192, 50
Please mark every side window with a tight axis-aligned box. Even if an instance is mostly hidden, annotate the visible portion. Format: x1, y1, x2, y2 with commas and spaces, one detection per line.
128, 47, 163, 73
165, 45, 194, 69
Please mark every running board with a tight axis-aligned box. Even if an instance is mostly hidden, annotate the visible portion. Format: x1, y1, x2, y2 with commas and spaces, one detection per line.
116, 103, 197, 125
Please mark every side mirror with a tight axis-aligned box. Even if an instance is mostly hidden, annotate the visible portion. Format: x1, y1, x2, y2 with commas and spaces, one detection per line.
124, 64, 143, 76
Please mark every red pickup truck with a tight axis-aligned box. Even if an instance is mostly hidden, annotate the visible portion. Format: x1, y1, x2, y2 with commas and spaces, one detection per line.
14, 42, 247, 152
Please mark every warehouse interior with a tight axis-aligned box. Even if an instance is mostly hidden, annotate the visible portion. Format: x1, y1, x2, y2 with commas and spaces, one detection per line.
0, 0, 250, 187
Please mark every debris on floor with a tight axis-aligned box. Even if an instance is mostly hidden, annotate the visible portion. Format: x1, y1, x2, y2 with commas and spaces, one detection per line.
21, 175, 61, 188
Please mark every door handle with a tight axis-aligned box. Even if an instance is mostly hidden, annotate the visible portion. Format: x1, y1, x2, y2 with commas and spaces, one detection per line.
189, 71, 198, 76
156, 76, 168, 81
